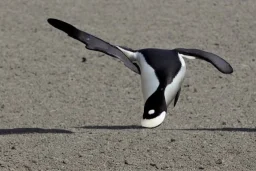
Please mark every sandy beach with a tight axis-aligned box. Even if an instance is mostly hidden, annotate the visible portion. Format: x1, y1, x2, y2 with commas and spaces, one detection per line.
0, 0, 255, 170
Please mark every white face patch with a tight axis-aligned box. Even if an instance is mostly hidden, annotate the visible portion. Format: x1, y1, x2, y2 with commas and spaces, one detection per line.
141, 111, 166, 128
148, 110, 155, 115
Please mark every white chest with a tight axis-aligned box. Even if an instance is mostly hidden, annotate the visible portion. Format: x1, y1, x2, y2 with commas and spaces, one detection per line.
164, 54, 186, 105
136, 53, 160, 102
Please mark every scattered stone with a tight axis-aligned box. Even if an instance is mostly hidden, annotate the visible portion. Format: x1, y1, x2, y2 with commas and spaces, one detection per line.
214, 43, 219, 46
31, 160, 37, 164
11, 146, 16, 150
150, 163, 158, 169
222, 121, 227, 125
252, 59, 255, 62
0, 161, 5, 167
124, 160, 129, 165
24, 165, 32, 171
82, 57, 87, 63
170, 138, 176, 142
62, 160, 68, 164
216, 159, 223, 164
199, 166, 204, 170
161, 165, 169, 170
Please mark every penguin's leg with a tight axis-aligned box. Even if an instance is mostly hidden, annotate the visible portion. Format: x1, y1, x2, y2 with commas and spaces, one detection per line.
47, 18, 140, 74
175, 48, 233, 74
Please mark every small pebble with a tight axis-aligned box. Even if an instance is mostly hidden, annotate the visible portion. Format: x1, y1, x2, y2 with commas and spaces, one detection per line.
170, 138, 176, 142
82, 57, 87, 63
31, 160, 37, 164
62, 160, 68, 164
150, 163, 158, 169
216, 159, 223, 164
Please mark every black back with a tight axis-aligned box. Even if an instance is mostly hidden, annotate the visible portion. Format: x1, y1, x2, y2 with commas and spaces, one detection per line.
139, 48, 182, 86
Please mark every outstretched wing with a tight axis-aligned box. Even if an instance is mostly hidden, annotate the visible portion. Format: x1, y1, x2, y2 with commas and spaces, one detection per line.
47, 18, 140, 74
175, 48, 233, 74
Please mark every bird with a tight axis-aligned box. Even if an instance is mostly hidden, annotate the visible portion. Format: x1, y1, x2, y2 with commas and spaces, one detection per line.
47, 18, 233, 128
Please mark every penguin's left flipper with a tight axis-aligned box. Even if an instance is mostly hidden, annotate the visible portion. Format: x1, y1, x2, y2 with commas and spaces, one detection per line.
47, 18, 140, 74
175, 48, 233, 74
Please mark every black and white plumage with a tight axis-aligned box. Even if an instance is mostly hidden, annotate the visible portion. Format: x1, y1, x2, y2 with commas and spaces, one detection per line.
47, 18, 233, 128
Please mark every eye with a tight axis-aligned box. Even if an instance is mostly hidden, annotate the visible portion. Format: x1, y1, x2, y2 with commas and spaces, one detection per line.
148, 110, 155, 115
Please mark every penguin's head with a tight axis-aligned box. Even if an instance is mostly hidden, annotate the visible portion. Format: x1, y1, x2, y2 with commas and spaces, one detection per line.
141, 86, 167, 128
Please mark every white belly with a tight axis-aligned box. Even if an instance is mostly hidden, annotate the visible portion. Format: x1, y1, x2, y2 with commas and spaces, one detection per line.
137, 54, 160, 102
165, 55, 186, 105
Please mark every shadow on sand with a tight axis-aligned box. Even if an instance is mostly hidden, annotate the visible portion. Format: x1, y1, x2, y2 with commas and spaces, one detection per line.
165, 127, 256, 133
75, 125, 144, 130
0, 128, 73, 135
76, 125, 256, 132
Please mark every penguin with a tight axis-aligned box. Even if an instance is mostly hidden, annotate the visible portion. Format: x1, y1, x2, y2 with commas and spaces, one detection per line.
47, 18, 233, 128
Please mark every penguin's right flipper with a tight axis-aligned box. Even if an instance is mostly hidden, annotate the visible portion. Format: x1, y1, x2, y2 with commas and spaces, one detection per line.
47, 18, 140, 74
173, 88, 181, 107
175, 48, 233, 74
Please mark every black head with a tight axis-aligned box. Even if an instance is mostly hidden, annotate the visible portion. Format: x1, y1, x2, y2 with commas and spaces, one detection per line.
141, 86, 167, 128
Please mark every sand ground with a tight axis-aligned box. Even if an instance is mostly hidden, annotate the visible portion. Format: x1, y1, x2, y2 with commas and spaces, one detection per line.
0, 0, 255, 170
